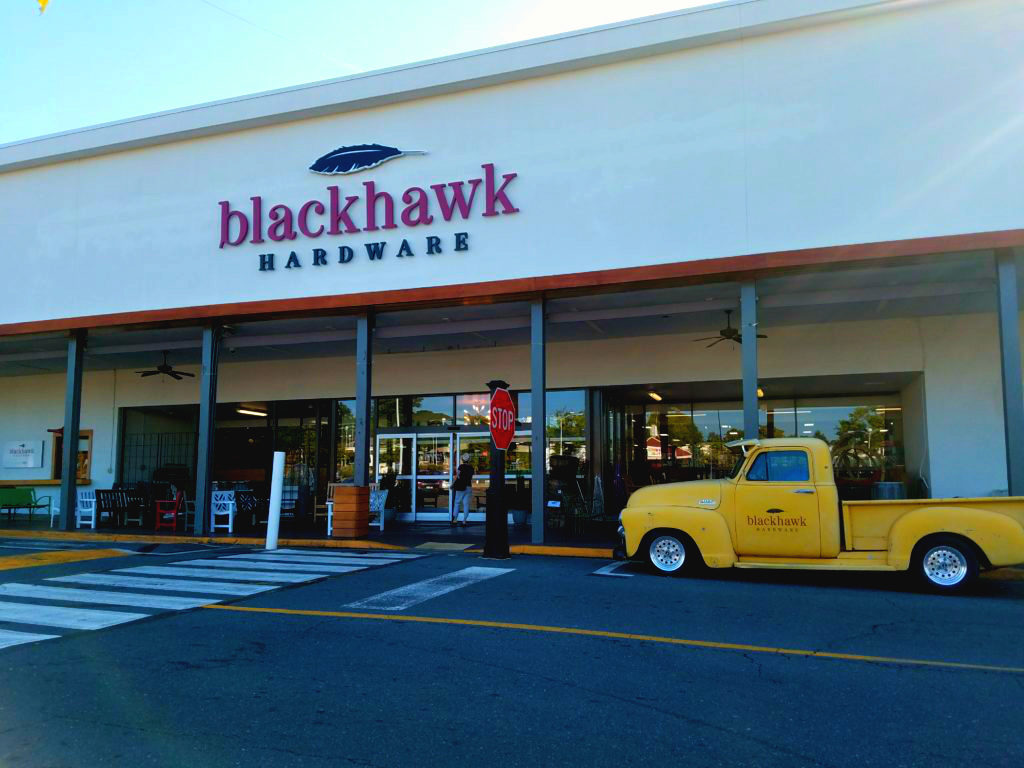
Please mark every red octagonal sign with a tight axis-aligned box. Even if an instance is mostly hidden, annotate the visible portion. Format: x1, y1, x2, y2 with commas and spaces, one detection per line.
489, 388, 516, 451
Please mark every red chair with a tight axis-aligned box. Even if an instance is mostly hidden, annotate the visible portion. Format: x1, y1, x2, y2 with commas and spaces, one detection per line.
155, 491, 183, 532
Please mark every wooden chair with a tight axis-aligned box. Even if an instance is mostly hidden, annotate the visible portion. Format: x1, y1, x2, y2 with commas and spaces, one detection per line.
123, 489, 146, 527
75, 488, 97, 529
95, 490, 119, 527
154, 491, 183, 531
319, 482, 345, 535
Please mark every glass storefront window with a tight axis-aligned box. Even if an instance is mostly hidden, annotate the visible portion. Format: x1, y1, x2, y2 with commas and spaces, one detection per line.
457, 393, 490, 426
761, 402, 796, 438
335, 399, 356, 483
412, 396, 454, 427
796, 399, 905, 499
416, 434, 450, 476
546, 390, 586, 460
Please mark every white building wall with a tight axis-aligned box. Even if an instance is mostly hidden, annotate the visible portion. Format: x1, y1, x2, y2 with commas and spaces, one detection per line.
2, 312, 1016, 505
0, 0, 1021, 327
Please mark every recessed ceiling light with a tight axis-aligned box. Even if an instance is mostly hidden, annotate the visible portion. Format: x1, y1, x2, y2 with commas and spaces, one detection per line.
236, 408, 267, 418
648, 392, 662, 402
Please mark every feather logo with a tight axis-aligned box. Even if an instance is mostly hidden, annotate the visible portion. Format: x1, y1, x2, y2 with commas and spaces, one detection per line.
309, 143, 426, 175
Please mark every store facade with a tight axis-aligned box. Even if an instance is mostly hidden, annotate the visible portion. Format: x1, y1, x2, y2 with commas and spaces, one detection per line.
1, 0, 1022, 542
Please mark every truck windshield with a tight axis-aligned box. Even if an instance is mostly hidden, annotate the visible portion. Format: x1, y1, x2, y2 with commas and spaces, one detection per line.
727, 454, 745, 479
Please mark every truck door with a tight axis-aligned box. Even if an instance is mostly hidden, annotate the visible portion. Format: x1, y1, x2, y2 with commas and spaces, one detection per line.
735, 449, 821, 557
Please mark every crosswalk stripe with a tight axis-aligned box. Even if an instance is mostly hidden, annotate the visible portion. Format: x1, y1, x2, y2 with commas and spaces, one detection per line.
115, 566, 332, 583
346, 566, 514, 611
179, 559, 364, 574
224, 554, 398, 567
0, 627, 60, 648
50, 573, 274, 596
0, 583, 217, 611
271, 548, 421, 560
0, 600, 147, 630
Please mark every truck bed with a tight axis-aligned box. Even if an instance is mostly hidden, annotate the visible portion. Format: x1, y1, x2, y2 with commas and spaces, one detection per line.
843, 497, 1024, 551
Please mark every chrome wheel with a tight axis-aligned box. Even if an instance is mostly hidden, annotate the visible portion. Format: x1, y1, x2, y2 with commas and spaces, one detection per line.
922, 545, 968, 587
649, 535, 686, 573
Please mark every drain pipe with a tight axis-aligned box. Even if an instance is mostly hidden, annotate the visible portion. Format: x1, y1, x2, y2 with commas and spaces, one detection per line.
266, 451, 284, 550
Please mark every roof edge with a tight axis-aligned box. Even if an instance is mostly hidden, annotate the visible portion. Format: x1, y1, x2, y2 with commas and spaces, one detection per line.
0, 0, 910, 173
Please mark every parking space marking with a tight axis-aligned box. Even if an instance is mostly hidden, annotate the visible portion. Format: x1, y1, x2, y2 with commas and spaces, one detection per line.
593, 562, 634, 578
346, 566, 514, 611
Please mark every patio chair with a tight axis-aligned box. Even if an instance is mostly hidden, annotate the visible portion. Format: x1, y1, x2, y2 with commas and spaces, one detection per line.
123, 489, 146, 527
0, 488, 52, 525
75, 488, 97, 529
320, 482, 345, 535
155, 491, 183, 532
210, 490, 236, 534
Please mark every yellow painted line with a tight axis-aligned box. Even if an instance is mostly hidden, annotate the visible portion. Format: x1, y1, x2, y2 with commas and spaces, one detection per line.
202, 604, 1024, 675
0, 528, 407, 551
0, 548, 130, 571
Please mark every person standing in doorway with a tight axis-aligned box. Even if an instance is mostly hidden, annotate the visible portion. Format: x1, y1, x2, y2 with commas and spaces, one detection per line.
451, 454, 474, 526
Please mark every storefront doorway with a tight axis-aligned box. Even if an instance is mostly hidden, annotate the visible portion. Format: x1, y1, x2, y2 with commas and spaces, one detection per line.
375, 430, 531, 526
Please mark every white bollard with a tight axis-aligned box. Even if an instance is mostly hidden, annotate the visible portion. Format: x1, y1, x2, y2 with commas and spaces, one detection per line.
266, 451, 285, 551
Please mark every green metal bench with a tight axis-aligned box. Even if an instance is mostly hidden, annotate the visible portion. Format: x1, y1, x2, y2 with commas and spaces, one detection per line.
0, 487, 53, 524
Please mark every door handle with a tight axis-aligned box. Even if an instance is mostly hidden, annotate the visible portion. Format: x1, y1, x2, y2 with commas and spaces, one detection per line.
792, 489, 815, 494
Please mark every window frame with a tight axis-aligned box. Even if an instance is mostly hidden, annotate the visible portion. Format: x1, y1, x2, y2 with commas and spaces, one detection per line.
743, 449, 812, 483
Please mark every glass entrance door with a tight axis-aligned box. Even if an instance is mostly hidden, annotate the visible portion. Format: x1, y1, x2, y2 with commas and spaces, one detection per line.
376, 435, 414, 523
454, 431, 531, 522
375, 430, 531, 527
415, 434, 452, 521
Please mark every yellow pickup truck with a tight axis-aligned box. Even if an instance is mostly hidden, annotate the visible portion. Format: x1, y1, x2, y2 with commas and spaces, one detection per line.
619, 438, 1024, 592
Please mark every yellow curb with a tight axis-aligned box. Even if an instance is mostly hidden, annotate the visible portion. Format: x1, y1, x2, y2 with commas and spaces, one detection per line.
0, 528, 407, 551
511, 545, 613, 559
463, 545, 612, 558
0, 548, 131, 571
204, 604, 1024, 676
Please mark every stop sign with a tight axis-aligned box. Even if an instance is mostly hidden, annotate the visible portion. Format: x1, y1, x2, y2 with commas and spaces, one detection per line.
489, 387, 516, 451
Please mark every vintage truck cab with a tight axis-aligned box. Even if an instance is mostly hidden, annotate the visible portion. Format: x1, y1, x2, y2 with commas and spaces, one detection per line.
620, 438, 1024, 591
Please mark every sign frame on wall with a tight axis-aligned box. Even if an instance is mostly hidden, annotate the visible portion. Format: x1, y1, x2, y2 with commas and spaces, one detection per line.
3, 441, 44, 469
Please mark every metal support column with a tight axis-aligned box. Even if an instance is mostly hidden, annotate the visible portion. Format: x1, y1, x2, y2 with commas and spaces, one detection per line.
193, 325, 221, 535
740, 282, 759, 440
58, 330, 86, 531
995, 249, 1024, 495
530, 299, 546, 544
354, 313, 373, 487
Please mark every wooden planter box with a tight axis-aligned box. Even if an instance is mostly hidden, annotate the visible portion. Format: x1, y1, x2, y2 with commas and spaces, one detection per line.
332, 486, 370, 538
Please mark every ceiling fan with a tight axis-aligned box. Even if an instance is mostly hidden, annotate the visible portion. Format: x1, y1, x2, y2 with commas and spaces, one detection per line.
693, 310, 767, 348
135, 351, 195, 380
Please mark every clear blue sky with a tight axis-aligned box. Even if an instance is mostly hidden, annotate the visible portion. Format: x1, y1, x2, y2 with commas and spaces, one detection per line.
0, 0, 706, 145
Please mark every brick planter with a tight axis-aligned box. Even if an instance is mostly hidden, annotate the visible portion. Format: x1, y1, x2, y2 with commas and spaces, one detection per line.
332, 486, 370, 538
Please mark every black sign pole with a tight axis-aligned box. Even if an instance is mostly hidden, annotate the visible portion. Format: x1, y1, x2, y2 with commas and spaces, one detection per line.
484, 379, 511, 559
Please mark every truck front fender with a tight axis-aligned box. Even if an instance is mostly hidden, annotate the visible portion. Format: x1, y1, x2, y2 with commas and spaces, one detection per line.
622, 505, 735, 568
887, 506, 1024, 569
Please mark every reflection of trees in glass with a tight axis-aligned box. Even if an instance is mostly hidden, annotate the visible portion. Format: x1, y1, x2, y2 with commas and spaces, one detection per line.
336, 401, 355, 481
830, 406, 887, 473
548, 408, 585, 457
